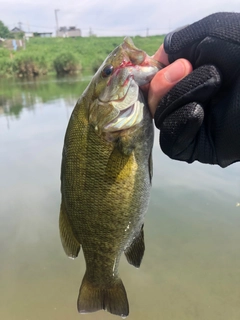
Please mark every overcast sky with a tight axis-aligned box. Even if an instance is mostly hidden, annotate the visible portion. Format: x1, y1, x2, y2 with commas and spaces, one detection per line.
1, 0, 240, 37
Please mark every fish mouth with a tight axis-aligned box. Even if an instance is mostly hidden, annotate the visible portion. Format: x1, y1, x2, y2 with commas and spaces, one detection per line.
103, 100, 143, 133
102, 76, 144, 132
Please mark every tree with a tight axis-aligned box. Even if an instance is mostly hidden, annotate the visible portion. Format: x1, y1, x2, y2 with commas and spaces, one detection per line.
0, 21, 11, 39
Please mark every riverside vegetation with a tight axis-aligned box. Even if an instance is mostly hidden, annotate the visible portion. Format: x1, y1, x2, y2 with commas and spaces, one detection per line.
0, 35, 164, 78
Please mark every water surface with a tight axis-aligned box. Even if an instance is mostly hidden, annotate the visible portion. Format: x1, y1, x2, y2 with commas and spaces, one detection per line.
1, 75, 240, 320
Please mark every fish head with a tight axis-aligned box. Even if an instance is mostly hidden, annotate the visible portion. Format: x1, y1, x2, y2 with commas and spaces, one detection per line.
88, 37, 164, 139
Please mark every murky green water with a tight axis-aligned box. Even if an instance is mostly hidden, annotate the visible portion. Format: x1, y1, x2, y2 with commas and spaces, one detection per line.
1, 75, 240, 320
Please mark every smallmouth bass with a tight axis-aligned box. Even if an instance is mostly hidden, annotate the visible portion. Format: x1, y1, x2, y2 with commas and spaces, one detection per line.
59, 37, 163, 317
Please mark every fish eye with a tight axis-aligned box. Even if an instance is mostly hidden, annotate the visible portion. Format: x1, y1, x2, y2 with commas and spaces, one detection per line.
101, 65, 114, 78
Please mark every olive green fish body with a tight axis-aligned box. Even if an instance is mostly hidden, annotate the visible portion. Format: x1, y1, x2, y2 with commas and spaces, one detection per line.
60, 37, 162, 317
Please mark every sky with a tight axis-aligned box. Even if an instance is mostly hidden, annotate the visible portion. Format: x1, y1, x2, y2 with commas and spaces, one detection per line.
1, 0, 240, 37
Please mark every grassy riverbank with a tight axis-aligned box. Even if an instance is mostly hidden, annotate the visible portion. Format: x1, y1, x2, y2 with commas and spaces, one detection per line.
0, 35, 164, 78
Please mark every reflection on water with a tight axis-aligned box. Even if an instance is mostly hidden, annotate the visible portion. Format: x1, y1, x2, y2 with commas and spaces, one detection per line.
0, 75, 92, 122
1, 75, 240, 320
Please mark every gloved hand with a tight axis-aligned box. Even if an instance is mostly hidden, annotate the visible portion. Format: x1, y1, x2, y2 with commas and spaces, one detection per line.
154, 12, 240, 168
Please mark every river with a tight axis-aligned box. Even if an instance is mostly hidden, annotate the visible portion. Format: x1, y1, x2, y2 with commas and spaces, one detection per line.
1, 75, 240, 320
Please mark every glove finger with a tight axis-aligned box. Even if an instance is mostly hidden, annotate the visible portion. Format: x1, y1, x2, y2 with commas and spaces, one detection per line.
160, 102, 204, 162
164, 12, 240, 62
154, 64, 221, 128
211, 77, 240, 167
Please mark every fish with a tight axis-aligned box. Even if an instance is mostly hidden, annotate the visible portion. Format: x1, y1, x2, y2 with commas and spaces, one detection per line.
59, 37, 163, 318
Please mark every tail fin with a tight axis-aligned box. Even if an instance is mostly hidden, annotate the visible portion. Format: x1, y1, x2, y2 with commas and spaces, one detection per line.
77, 274, 129, 318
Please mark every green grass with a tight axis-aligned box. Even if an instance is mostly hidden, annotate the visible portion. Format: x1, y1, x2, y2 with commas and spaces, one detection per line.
0, 35, 164, 78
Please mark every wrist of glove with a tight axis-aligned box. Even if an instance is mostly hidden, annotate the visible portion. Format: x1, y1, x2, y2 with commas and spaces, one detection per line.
155, 12, 240, 167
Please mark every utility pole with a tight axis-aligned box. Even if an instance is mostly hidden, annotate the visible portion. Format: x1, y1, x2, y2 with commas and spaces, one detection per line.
55, 9, 60, 36
146, 28, 149, 37
18, 21, 22, 30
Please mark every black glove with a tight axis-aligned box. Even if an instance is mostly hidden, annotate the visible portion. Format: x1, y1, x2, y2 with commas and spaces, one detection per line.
154, 12, 240, 167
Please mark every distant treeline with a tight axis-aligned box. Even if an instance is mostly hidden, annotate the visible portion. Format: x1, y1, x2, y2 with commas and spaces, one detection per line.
0, 36, 164, 78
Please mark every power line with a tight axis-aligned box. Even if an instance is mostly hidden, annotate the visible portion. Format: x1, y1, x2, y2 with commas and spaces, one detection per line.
9, 22, 169, 32
6, 21, 169, 37
13, 22, 55, 30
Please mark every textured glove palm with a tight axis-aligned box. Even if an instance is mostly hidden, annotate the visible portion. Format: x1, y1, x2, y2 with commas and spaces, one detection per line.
154, 12, 240, 167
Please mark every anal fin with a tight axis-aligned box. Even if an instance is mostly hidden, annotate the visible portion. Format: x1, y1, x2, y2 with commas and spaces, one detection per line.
59, 200, 81, 259
124, 225, 145, 268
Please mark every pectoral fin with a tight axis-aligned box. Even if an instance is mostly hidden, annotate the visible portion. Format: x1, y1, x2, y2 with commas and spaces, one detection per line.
105, 146, 131, 182
59, 201, 81, 259
124, 225, 145, 268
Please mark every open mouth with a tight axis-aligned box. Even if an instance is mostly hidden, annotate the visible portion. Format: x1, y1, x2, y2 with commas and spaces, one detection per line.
103, 100, 144, 133
103, 104, 135, 131
99, 72, 143, 133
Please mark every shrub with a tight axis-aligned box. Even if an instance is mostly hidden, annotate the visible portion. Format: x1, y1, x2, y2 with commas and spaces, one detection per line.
91, 57, 105, 73
0, 57, 12, 76
12, 52, 48, 77
53, 52, 80, 75
0, 48, 10, 58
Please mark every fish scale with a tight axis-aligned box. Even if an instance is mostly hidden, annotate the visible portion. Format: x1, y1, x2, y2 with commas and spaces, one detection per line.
59, 37, 163, 317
